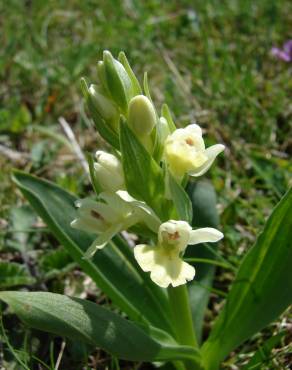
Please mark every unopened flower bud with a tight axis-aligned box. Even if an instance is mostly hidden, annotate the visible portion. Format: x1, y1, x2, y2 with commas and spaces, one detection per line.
94, 151, 124, 192
103, 50, 133, 113
88, 84, 119, 123
128, 95, 156, 137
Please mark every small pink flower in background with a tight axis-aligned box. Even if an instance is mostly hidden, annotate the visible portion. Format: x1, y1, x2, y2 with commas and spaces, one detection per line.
271, 40, 292, 62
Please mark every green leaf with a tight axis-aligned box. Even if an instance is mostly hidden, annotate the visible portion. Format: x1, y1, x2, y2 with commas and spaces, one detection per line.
103, 51, 133, 113
152, 122, 164, 163
161, 104, 176, 133
249, 152, 287, 200
167, 171, 192, 223
0, 291, 201, 364
186, 181, 219, 342
0, 262, 35, 288
143, 72, 153, 103
12, 170, 173, 334
202, 187, 292, 370
119, 121, 168, 220
118, 51, 142, 96
86, 152, 102, 196
242, 332, 285, 370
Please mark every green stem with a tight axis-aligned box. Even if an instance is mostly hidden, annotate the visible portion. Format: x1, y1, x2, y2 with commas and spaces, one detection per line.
168, 285, 198, 347
168, 285, 202, 370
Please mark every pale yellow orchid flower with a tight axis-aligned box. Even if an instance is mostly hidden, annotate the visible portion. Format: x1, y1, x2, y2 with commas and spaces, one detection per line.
71, 191, 161, 258
134, 220, 223, 288
164, 124, 225, 180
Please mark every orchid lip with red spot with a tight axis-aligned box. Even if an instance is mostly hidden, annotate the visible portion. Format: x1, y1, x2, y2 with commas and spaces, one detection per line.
134, 220, 224, 288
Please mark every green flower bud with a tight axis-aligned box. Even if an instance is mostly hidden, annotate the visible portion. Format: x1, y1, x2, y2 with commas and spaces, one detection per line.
88, 84, 119, 123
128, 95, 157, 137
103, 50, 133, 113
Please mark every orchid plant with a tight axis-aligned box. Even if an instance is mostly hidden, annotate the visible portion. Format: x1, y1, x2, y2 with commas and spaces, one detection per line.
2, 51, 291, 370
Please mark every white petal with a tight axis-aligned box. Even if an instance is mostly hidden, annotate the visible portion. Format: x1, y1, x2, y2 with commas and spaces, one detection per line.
151, 257, 195, 288
134, 244, 196, 288
150, 265, 171, 288
75, 198, 119, 226
70, 217, 104, 234
136, 209, 161, 233
116, 190, 135, 203
158, 220, 191, 251
171, 261, 196, 287
93, 202, 120, 224
169, 127, 186, 141
74, 198, 109, 222
185, 123, 203, 136
134, 246, 173, 288
99, 191, 132, 217
189, 227, 224, 245
134, 244, 157, 272
188, 144, 225, 177
83, 223, 122, 258
75, 198, 98, 209
117, 190, 161, 232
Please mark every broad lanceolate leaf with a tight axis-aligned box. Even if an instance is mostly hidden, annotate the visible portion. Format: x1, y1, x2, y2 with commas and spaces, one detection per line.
0, 292, 201, 364
186, 181, 219, 343
12, 171, 173, 334
0, 262, 35, 288
120, 121, 169, 220
167, 171, 192, 223
202, 187, 292, 370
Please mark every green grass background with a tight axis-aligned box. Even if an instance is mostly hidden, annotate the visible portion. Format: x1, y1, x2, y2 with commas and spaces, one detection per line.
0, 0, 291, 369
